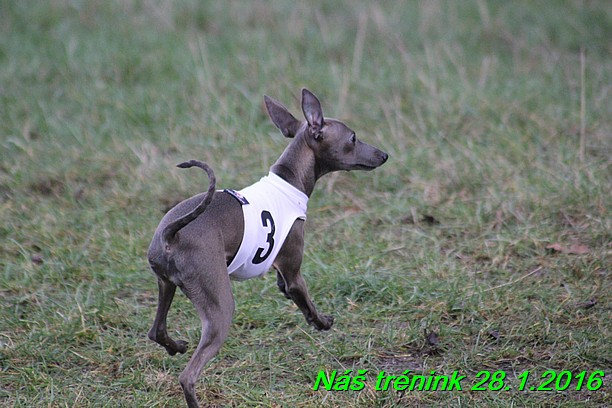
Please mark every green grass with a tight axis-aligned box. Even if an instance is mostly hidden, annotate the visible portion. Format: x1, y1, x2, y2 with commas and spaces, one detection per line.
1, 1, 610, 406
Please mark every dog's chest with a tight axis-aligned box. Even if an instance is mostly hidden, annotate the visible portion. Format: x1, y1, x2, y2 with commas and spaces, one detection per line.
224, 173, 308, 281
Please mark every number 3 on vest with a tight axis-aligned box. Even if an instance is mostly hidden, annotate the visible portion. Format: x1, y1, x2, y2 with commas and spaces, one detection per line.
252, 211, 275, 264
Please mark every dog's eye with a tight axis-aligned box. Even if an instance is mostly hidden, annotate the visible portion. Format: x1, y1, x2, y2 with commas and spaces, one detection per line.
350, 133, 356, 144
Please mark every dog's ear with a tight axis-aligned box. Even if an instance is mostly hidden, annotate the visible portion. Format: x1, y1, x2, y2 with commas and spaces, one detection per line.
264, 95, 301, 138
301, 88, 324, 133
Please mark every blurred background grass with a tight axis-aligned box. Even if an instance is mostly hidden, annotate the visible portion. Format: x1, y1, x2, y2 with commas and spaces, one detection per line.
1, 1, 610, 406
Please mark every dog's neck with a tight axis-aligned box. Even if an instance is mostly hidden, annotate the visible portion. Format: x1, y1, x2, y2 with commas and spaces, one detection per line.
270, 133, 325, 198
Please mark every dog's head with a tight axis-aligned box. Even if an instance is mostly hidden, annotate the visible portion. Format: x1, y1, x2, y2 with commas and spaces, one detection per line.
264, 88, 388, 172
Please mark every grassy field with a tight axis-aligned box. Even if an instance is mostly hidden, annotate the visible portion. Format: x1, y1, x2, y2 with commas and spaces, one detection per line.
1, 1, 610, 406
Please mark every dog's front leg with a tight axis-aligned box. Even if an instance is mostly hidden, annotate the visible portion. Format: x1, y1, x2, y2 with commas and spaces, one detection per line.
274, 221, 334, 331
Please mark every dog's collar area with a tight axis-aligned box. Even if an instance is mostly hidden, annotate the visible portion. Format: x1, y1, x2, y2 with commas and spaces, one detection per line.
222, 173, 308, 213
265, 172, 309, 213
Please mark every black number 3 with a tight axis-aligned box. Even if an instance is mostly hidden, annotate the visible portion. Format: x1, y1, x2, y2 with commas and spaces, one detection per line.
252, 211, 275, 264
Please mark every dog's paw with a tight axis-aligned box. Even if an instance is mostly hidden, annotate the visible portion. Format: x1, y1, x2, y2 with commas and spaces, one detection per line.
166, 340, 189, 356
316, 314, 334, 331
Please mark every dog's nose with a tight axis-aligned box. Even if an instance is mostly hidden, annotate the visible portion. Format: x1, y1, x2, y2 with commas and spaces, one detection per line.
381, 152, 389, 163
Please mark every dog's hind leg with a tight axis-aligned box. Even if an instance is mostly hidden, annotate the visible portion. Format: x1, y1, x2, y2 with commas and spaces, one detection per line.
177, 260, 235, 408
148, 275, 188, 356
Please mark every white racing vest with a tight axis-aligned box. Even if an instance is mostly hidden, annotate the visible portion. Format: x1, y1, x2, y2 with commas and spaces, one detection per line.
225, 172, 308, 281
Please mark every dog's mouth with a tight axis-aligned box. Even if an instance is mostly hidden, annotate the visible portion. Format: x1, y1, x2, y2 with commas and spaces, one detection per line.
342, 153, 388, 171
355, 164, 377, 170
348, 163, 378, 171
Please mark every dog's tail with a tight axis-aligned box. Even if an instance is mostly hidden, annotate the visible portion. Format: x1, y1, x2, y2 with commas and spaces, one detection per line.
161, 160, 216, 247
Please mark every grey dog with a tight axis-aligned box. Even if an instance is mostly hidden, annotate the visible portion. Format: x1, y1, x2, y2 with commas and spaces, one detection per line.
147, 89, 388, 407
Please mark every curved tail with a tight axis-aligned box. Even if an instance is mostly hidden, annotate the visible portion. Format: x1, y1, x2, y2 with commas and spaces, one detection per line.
162, 160, 216, 246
